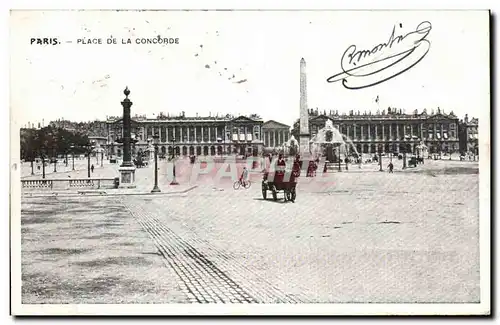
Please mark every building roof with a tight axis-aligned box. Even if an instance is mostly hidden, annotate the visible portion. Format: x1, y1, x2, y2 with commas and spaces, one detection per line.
309, 111, 459, 122
106, 113, 263, 124
308, 107, 458, 121
262, 120, 290, 129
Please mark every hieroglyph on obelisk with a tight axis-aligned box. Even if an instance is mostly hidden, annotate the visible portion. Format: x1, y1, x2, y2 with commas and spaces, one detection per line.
299, 58, 310, 156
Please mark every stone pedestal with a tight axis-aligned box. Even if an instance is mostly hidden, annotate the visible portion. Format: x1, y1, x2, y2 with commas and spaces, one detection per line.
118, 166, 136, 188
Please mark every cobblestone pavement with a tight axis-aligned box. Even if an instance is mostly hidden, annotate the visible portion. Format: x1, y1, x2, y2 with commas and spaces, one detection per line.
21, 160, 480, 303
123, 198, 307, 304
122, 166, 480, 303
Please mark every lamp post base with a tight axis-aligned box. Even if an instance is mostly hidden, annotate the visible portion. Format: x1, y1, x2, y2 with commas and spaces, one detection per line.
118, 166, 137, 188
170, 179, 179, 185
151, 186, 161, 193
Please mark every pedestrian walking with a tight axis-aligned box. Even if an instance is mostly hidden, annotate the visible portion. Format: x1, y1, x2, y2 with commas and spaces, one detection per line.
91, 164, 94, 173
387, 162, 394, 173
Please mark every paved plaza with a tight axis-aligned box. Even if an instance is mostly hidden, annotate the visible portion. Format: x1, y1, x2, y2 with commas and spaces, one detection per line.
20, 157, 480, 304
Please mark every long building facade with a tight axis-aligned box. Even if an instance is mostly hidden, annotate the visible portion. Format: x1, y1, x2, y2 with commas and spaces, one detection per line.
106, 112, 265, 158
299, 107, 460, 155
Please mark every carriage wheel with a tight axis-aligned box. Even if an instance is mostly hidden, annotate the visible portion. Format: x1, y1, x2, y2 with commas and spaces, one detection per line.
233, 181, 240, 190
291, 186, 296, 203
284, 189, 291, 202
272, 188, 278, 201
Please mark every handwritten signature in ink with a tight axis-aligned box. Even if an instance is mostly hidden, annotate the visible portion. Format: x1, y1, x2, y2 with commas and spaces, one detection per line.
326, 21, 432, 90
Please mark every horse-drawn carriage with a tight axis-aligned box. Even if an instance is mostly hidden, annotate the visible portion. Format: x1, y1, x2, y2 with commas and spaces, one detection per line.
261, 162, 300, 202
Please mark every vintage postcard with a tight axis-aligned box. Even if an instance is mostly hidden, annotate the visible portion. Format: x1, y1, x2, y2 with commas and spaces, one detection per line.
10, 9, 490, 316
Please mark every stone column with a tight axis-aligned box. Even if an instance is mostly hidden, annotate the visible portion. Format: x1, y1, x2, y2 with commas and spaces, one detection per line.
194, 126, 197, 143
118, 87, 136, 188
121, 89, 133, 167
360, 125, 364, 140
166, 126, 169, 142
420, 123, 424, 140
389, 124, 392, 140
382, 124, 385, 141
396, 124, 400, 140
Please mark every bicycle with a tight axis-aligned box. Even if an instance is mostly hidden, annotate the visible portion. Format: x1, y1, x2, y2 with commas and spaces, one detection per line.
233, 179, 251, 190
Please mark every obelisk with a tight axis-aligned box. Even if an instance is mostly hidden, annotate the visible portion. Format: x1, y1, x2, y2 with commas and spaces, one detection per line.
299, 58, 310, 157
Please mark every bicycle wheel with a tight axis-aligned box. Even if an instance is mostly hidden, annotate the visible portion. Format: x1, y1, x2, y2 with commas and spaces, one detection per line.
233, 181, 241, 190
244, 180, 251, 189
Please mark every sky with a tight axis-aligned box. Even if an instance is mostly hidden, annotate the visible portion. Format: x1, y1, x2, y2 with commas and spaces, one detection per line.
10, 10, 489, 128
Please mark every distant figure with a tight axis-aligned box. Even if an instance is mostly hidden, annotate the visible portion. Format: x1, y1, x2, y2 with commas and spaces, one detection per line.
240, 167, 249, 187
277, 154, 286, 166
91, 164, 95, 173
387, 162, 394, 173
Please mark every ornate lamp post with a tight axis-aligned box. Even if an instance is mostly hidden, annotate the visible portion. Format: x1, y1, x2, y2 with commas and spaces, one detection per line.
29, 142, 35, 175
41, 149, 46, 179
402, 137, 407, 169
53, 144, 57, 173
101, 150, 104, 167
170, 137, 179, 185
70, 144, 75, 170
336, 146, 341, 172
378, 144, 383, 172
86, 141, 95, 178
151, 134, 161, 193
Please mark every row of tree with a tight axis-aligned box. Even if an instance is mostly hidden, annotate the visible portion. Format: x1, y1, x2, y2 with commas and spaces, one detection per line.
20, 126, 92, 161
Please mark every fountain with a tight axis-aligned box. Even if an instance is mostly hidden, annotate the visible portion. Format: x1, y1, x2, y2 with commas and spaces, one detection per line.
415, 141, 429, 158
309, 120, 360, 162
282, 135, 299, 157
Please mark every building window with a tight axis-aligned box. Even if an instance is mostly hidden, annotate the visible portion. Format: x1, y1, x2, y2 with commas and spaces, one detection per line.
253, 126, 259, 140
161, 126, 166, 143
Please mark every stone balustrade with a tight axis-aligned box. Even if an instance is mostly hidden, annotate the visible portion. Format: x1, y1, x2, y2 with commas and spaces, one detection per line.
21, 178, 117, 190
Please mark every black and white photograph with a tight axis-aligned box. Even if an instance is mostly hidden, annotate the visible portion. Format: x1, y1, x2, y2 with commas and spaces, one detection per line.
9, 8, 490, 316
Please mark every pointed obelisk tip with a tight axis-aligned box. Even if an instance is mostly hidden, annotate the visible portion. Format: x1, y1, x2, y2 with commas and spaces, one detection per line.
300, 57, 305, 63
